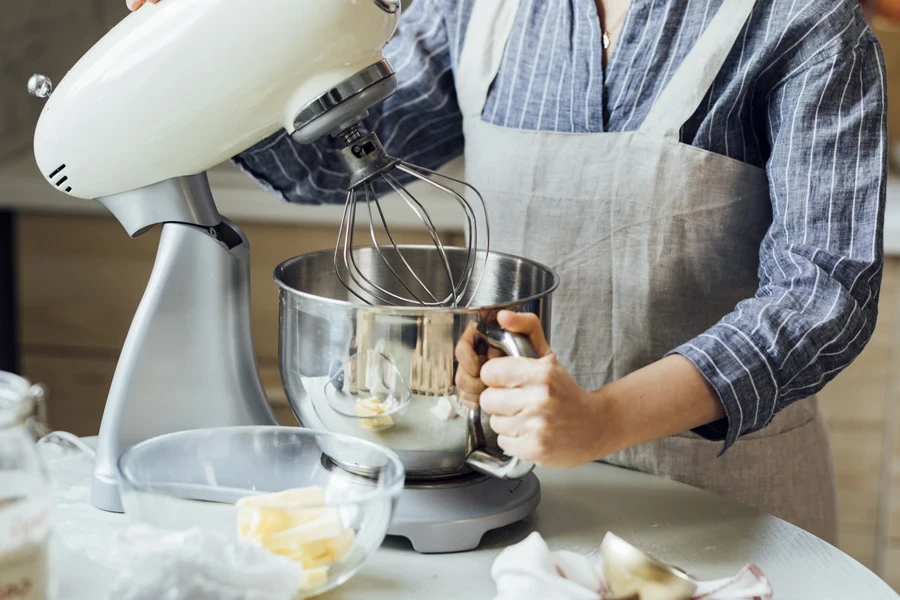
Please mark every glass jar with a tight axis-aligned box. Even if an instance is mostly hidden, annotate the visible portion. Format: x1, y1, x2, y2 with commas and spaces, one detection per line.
0, 372, 52, 600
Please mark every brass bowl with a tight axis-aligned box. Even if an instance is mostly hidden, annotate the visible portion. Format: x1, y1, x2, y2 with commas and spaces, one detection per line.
600, 533, 698, 600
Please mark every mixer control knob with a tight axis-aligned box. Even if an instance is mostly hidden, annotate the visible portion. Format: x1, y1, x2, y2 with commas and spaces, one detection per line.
27, 74, 53, 99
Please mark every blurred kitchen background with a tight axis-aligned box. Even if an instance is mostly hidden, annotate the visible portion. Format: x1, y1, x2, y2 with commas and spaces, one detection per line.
0, 0, 899, 589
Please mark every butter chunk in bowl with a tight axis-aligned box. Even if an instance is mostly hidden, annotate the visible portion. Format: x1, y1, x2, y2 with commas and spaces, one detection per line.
237, 487, 357, 589
117, 426, 405, 598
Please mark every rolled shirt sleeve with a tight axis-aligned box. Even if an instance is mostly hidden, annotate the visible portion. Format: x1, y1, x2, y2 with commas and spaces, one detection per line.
672, 36, 888, 452
231, 0, 464, 205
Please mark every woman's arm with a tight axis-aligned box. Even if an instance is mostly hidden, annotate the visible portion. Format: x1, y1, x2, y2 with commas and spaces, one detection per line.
231, 0, 465, 205
672, 33, 887, 452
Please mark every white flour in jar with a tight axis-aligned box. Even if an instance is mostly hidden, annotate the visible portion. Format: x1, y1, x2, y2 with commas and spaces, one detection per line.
0, 471, 54, 600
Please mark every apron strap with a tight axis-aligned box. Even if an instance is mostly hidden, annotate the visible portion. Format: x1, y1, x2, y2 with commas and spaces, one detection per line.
639, 0, 758, 141
456, 0, 523, 119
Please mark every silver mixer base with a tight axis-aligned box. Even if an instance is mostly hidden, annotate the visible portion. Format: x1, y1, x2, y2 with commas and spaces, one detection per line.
387, 473, 540, 553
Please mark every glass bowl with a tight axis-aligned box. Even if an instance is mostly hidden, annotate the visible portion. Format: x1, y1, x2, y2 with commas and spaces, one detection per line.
117, 426, 405, 598
322, 352, 412, 430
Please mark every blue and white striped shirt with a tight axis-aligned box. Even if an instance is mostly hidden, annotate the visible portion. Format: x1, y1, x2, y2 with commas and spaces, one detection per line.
234, 0, 888, 451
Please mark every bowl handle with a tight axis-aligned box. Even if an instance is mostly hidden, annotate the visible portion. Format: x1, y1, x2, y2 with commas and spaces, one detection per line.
463, 328, 538, 480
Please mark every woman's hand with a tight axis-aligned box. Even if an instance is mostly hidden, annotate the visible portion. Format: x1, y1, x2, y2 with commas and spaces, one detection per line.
127, 0, 161, 11
455, 311, 611, 469
454, 311, 729, 470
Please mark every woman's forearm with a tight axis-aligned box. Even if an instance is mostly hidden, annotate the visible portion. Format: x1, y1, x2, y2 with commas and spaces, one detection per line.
590, 355, 726, 458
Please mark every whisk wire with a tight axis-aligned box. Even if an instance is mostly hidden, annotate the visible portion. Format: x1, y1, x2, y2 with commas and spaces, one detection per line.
343, 193, 392, 305
333, 189, 373, 306
396, 165, 477, 303
383, 173, 459, 308
345, 198, 415, 306
395, 167, 477, 298
364, 183, 444, 306
333, 128, 490, 309
396, 163, 490, 308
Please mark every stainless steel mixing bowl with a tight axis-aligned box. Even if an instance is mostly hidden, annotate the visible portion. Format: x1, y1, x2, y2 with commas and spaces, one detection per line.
275, 246, 559, 481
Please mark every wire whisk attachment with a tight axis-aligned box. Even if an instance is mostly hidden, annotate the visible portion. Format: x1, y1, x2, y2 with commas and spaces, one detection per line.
333, 126, 490, 308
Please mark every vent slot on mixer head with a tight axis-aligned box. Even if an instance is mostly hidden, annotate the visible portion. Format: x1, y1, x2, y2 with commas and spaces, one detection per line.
47, 165, 72, 194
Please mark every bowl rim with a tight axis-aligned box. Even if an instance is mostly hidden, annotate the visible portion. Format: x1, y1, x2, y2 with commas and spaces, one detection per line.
116, 425, 407, 508
272, 245, 561, 314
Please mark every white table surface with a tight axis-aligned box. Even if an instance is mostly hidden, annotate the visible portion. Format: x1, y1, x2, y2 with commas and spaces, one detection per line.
42, 442, 898, 600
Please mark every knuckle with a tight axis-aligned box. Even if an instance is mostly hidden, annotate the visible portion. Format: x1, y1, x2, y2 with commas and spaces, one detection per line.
459, 392, 480, 408
480, 360, 501, 385
454, 343, 478, 369
489, 414, 503, 433
531, 413, 551, 432
453, 370, 471, 389
480, 388, 498, 411
455, 335, 475, 351
539, 361, 555, 381
534, 434, 552, 458
534, 385, 554, 408
457, 382, 478, 396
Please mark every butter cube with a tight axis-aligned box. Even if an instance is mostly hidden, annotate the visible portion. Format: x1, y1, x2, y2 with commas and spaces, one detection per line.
268, 540, 320, 562
355, 396, 395, 429
265, 507, 345, 551
361, 416, 393, 429
275, 543, 333, 569
236, 487, 357, 593
430, 396, 458, 421
326, 528, 356, 562
237, 487, 326, 540
298, 566, 330, 591
237, 487, 326, 508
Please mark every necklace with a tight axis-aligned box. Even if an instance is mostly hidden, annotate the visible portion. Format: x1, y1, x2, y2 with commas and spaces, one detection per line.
601, 10, 628, 49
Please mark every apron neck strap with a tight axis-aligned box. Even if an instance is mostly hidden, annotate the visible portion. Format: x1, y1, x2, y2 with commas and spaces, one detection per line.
456, 0, 523, 118
639, 0, 759, 141
457, 0, 757, 136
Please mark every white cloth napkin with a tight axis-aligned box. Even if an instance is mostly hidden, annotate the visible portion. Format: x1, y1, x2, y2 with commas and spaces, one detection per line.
491, 532, 773, 600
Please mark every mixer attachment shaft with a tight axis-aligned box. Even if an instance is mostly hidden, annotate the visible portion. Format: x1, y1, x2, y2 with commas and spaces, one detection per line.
334, 126, 490, 308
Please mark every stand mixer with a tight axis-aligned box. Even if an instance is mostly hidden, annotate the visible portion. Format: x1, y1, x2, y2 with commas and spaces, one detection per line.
27, 0, 555, 553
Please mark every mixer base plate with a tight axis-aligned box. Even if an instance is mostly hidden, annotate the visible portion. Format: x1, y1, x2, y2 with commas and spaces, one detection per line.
386, 472, 540, 553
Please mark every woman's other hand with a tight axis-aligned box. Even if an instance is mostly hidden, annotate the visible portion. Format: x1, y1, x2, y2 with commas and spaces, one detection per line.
454, 321, 503, 409
127, 0, 161, 11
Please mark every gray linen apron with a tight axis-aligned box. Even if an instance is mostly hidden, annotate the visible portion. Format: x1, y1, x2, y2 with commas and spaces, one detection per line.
458, 0, 838, 542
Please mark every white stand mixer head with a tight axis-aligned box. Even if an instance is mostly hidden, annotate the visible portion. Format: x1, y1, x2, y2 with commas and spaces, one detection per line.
31, 0, 400, 200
